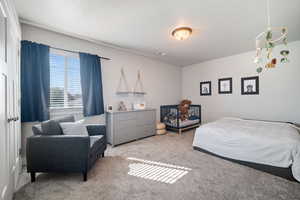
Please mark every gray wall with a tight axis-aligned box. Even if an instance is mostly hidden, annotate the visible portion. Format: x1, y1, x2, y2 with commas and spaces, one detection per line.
182, 40, 300, 124
21, 24, 182, 156
21, 23, 300, 156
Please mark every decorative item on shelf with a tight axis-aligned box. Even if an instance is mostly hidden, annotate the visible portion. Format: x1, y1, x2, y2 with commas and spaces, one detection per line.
106, 104, 113, 112
116, 68, 131, 94
133, 70, 146, 95
117, 101, 127, 111
133, 102, 146, 110
254, 0, 290, 73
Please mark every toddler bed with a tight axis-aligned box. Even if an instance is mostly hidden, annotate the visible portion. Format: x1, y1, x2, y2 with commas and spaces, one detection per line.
160, 105, 201, 134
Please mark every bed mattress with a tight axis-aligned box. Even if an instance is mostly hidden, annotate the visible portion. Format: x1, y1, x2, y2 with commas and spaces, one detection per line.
192, 118, 300, 182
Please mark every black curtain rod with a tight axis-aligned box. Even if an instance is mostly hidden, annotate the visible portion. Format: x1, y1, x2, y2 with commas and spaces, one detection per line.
50, 46, 111, 60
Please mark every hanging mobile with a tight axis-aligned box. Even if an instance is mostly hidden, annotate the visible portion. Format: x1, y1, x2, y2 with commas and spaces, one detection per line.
254, 0, 290, 73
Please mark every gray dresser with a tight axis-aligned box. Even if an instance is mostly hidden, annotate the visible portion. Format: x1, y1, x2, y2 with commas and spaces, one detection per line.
106, 109, 156, 146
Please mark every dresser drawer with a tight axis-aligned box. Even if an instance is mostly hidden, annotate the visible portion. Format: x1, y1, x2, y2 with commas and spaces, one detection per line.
115, 119, 136, 130
114, 128, 137, 145
106, 109, 156, 146
114, 112, 136, 121
136, 110, 155, 126
136, 125, 155, 138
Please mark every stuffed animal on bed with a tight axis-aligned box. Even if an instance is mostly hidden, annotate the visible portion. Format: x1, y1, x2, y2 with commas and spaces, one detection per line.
178, 99, 192, 121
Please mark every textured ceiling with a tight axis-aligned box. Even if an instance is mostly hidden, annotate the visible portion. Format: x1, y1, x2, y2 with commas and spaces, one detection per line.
14, 0, 300, 66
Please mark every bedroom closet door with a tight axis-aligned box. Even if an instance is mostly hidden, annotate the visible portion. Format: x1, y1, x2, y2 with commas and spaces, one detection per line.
0, 0, 21, 199
0, 68, 11, 200
7, 25, 21, 193
0, 4, 13, 200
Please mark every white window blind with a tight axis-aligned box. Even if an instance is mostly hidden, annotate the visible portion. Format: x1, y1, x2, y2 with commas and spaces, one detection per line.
49, 49, 83, 109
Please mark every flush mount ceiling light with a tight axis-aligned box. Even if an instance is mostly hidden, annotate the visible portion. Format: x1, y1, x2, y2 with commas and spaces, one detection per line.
171, 27, 192, 41
157, 52, 166, 56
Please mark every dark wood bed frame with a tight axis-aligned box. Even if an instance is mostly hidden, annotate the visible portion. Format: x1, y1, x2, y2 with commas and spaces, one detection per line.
193, 146, 297, 182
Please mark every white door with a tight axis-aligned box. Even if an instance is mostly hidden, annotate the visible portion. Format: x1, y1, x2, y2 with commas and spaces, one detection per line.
6, 31, 15, 200
0, 1, 20, 199
0, 71, 10, 200
13, 42, 21, 191
6, 12, 21, 200
8, 31, 21, 192
0, 5, 12, 200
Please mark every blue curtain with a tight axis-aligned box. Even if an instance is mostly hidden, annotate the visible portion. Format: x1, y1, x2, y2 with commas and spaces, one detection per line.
21, 40, 50, 122
79, 52, 104, 116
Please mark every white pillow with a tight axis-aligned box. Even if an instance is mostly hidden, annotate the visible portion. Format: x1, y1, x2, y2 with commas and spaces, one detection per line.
60, 121, 89, 136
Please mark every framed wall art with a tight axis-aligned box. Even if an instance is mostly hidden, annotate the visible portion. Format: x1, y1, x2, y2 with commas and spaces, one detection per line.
218, 78, 232, 94
241, 76, 259, 95
200, 81, 211, 96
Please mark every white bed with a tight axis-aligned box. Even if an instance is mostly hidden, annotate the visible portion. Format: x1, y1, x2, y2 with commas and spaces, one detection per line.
193, 118, 300, 182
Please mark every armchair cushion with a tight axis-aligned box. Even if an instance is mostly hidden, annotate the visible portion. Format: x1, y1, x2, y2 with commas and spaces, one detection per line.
39, 116, 76, 136
32, 124, 42, 135
41, 120, 62, 135
86, 125, 106, 136
60, 121, 89, 136
90, 135, 104, 148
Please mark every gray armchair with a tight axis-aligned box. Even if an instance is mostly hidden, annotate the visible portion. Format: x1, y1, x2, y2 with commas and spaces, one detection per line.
26, 116, 107, 182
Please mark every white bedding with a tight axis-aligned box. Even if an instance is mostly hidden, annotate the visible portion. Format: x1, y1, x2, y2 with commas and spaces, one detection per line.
166, 119, 200, 128
193, 118, 300, 181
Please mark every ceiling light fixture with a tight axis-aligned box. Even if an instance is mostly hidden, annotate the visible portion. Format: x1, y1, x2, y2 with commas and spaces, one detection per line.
157, 52, 167, 56
172, 27, 192, 41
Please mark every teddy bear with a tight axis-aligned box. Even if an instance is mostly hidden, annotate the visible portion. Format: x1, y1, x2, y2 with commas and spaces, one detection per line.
178, 99, 192, 121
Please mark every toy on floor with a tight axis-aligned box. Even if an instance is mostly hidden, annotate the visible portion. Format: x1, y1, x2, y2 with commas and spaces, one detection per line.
156, 122, 166, 135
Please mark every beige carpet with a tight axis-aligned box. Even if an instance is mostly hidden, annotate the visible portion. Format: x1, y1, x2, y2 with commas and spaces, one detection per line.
14, 131, 300, 200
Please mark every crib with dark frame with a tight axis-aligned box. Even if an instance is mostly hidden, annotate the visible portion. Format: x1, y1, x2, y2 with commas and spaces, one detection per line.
160, 105, 201, 134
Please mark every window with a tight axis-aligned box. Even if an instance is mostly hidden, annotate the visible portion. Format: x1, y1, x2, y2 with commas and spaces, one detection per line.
49, 49, 82, 109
